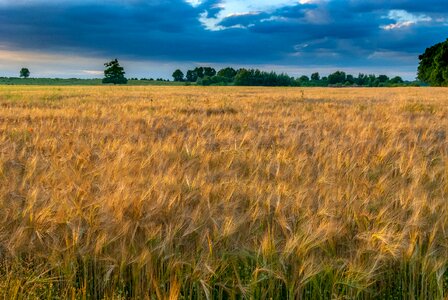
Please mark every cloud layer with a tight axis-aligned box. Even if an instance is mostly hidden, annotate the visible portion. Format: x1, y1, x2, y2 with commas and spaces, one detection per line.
0, 0, 447, 78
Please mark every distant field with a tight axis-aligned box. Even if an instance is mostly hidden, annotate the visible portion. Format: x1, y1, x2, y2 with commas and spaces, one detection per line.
0, 86, 447, 299
0, 78, 187, 86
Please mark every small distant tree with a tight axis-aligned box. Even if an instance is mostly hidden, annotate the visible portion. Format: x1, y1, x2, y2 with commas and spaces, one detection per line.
203, 67, 216, 77
195, 67, 205, 79
299, 75, 310, 82
172, 69, 184, 82
20, 68, 30, 78
367, 74, 377, 87
377, 75, 389, 83
346, 74, 355, 84
234, 69, 251, 86
328, 71, 346, 85
102, 59, 127, 84
217, 67, 237, 80
390, 76, 404, 84
356, 73, 367, 86
186, 70, 197, 82
311, 72, 320, 81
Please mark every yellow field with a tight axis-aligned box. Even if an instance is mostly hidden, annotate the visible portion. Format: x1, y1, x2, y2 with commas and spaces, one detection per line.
0, 86, 447, 299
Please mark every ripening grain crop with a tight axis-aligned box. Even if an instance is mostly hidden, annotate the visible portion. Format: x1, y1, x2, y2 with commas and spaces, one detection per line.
0, 86, 447, 299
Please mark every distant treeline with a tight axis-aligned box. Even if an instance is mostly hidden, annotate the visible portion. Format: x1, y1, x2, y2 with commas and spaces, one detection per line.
0, 77, 185, 86
0, 64, 422, 87
172, 67, 422, 87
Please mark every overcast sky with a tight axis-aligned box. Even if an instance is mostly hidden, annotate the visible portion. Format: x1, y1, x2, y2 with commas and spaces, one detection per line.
0, 0, 447, 79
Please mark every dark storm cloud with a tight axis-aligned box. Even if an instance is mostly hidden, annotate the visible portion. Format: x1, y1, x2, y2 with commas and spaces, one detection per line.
0, 0, 294, 62
211, 0, 447, 67
348, 0, 448, 14
0, 1, 201, 55
0, 0, 447, 73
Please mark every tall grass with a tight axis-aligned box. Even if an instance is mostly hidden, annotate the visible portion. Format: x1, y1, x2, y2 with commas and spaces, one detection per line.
0, 86, 447, 299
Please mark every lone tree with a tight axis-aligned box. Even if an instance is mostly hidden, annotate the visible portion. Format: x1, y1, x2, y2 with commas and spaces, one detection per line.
418, 38, 448, 86
172, 69, 184, 82
102, 59, 127, 84
20, 68, 30, 78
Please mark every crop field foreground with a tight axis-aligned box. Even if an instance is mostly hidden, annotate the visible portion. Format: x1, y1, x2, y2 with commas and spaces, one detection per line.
0, 86, 447, 299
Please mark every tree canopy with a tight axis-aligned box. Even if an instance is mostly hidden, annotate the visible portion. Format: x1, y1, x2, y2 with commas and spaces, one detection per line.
172, 69, 184, 82
418, 38, 448, 86
184, 67, 216, 82
102, 59, 127, 85
20, 68, 30, 78
186, 70, 198, 82
217, 67, 237, 80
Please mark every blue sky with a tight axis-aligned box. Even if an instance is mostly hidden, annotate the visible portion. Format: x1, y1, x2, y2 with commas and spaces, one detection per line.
0, 0, 447, 79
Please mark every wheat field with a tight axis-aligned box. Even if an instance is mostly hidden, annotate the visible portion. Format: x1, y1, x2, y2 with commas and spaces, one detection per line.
0, 86, 447, 299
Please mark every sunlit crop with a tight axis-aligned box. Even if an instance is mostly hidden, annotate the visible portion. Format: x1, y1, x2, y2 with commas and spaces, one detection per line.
0, 86, 447, 299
